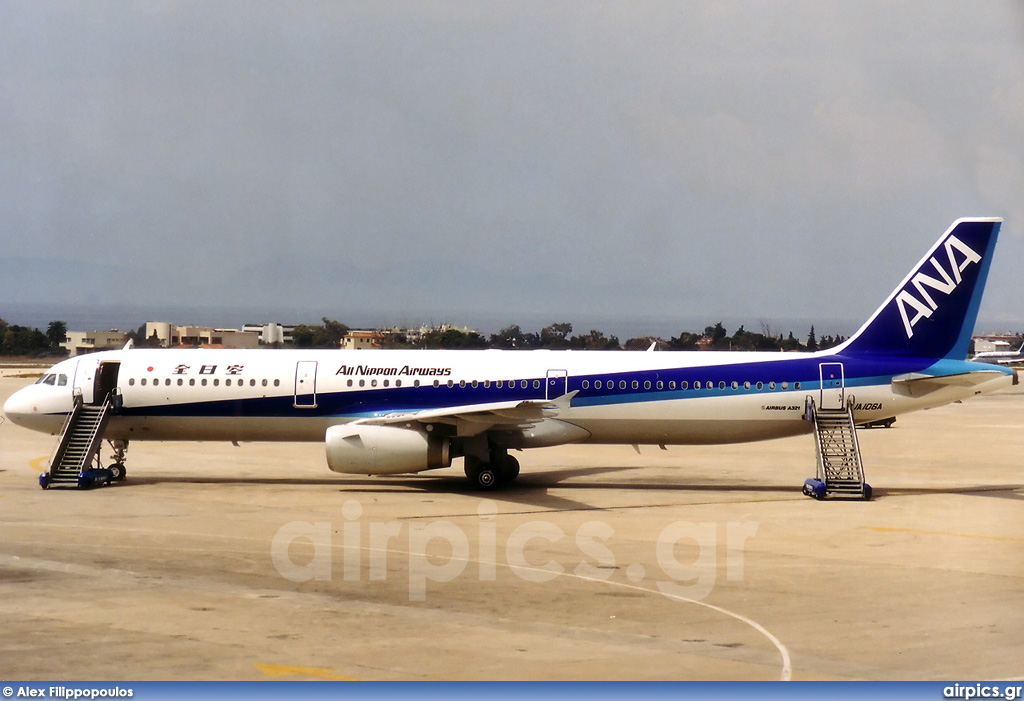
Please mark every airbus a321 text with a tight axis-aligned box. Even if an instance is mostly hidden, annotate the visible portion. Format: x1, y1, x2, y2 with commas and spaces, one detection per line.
4, 218, 1017, 497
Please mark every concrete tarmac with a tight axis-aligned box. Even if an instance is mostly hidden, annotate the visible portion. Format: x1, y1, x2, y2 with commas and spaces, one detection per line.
1, 372, 1022, 681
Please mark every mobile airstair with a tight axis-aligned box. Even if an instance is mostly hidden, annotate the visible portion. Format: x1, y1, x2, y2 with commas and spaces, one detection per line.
803, 397, 872, 500
40, 391, 116, 489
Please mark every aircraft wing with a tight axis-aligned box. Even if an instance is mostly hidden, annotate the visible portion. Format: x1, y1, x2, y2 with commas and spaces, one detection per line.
891, 370, 1008, 398
353, 391, 578, 437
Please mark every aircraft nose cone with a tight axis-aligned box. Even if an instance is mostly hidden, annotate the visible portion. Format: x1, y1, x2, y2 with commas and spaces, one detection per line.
3, 387, 36, 426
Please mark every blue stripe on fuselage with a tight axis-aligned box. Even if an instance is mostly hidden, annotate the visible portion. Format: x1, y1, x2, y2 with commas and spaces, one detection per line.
116, 354, 953, 418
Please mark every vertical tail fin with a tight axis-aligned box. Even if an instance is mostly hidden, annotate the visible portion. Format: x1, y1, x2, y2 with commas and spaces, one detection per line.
838, 218, 1002, 359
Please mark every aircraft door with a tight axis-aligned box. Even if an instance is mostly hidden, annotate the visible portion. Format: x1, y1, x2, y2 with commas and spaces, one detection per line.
94, 361, 121, 406
546, 369, 568, 400
72, 358, 97, 404
818, 362, 845, 410
294, 361, 318, 408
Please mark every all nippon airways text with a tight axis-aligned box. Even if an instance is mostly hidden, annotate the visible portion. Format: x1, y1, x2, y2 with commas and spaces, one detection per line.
4, 688, 132, 700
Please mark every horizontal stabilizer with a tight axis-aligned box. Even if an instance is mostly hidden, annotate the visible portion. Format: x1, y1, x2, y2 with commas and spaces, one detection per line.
891, 370, 1007, 398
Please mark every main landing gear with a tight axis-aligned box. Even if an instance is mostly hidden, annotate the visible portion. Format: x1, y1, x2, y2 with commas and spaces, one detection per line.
464, 450, 521, 490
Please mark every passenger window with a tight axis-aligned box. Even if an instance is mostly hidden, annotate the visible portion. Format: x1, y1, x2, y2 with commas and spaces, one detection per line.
371, 379, 378, 387
756, 382, 763, 390
141, 378, 147, 386
656, 381, 663, 390
460, 380, 467, 388
433, 380, 440, 388
225, 379, 231, 387
213, 379, 219, 387
644, 381, 651, 390
781, 382, 788, 390
359, 380, 365, 387
496, 381, 503, 388
795, 382, 801, 390
129, 378, 135, 386
719, 381, 726, 390
202, 379, 207, 386
619, 380, 626, 389
262, 379, 268, 387
769, 382, 776, 390
632, 380, 639, 390
533, 380, 540, 389
190, 379, 196, 387
178, 379, 184, 386
274, 380, 280, 387
521, 380, 528, 389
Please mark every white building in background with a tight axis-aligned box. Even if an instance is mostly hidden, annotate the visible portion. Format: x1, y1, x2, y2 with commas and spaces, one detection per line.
242, 323, 294, 345
144, 322, 259, 349
61, 330, 128, 357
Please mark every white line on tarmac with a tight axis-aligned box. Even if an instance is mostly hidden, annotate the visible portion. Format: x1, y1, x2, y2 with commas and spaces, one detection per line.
2, 517, 793, 680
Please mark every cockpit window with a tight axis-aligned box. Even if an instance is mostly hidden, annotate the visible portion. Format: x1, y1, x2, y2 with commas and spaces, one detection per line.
33, 373, 69, 387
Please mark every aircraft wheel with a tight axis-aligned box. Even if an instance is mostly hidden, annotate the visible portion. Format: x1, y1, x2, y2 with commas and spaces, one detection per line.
464, 456, 482, 480
465, 458, 499, 490
474, 465, 499, 490
500, 455, 520, 482
109, 464, 126, 481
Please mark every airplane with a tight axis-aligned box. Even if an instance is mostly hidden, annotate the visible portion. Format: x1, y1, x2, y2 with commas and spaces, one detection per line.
3, 217, 1017, 495
972, 339, 1024, 365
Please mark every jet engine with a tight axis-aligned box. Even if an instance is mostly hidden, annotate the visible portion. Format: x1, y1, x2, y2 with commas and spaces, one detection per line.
325, 424, 451, 475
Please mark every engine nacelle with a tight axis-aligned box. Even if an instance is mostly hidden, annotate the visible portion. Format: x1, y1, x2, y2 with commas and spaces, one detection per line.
326, 424, 451, 475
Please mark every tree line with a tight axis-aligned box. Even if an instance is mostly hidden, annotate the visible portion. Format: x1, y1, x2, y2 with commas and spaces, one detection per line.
321, 319, 846, 352
0, 316, 846, 357
0, 319, 67, 357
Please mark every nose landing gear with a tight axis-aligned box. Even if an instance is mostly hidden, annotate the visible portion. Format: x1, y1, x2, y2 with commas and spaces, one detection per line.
106, 439, 129, 482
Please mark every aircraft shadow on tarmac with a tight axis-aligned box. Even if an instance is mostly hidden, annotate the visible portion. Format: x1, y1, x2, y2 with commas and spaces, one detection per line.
81, 465, 877, 512
92, 468, 1024, 512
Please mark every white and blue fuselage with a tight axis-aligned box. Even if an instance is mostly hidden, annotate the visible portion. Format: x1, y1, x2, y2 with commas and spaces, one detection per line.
4, 218, 1016, 485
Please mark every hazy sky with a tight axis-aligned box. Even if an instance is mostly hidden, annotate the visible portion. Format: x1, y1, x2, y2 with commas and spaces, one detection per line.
2, 1, 1023, 336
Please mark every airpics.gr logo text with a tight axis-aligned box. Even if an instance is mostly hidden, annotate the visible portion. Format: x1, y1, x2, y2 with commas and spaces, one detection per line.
894, 234, 982, 339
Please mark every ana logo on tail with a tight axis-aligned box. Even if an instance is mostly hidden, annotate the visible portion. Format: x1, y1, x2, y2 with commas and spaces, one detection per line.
895, 234, 982, 339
